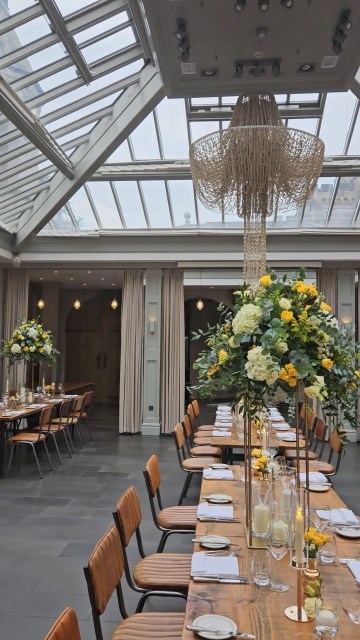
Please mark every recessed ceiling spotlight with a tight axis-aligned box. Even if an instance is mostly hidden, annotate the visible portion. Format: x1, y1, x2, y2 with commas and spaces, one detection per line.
200, 68, 218, 77
112, 283, 116, 286
175, 18, 186, 40
298, 63, 314, 73
54, 270, 58, 274
234, 0, 246, 11
256, 26, 268, 41
101, 277, 105, 281
83, 283, 87, 286
280, 0, 293, 8
40, 277, 43, 280
69, 276, 74, 281
87, 270, 91, 274
258, 0, 269, 11
339, 10, 352, 31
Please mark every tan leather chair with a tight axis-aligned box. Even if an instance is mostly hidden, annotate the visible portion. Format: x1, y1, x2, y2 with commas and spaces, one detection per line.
49, 398, 75, 455
73, 390, 94, 441
44, 608, 81, 640
284, 417, 327, 462
84, 526, 184, 640
144, 454, 197, 551
34, 399, 73, 464
173, 422, 218, 504
5, 404, 54, 479
188, 401, 215, 432
182, 414, 222, 458
292, 428, 344, 477
67, 395, 86, 449
113, 486, 191, 611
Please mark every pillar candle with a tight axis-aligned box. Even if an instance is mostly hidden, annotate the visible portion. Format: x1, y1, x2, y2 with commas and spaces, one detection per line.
280, 488, 292, 513
5, 379, 9, 393
295, 506, 304, 562
42, 377, 45, 389
272, 519, 289, 542
254, 503, 270, 534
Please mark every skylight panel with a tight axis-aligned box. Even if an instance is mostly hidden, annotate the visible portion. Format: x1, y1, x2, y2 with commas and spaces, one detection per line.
168, 180, 196, 227
67, 187, 99, 230
74, 14, 130, 46
328, 177, 360, 227
156, 99, 189, 159
23, 43, 67, 76
140, 181, 172, 228
113, 182, 149, 229
107, 142, 132, 162
301, 178, 336, 227
55, 0, 94, 16
288, 118, 318, 135
87, 182, 123, 229
36, 67, 77, 93
319, 91, 357, 155
80, 28, 136, 65
51, 208, 77, 230
14, 16, 52, 46
197, 198, 222, 226
130, 113, 161, 160
7, 1, 34, 15
189, 121, 220, 143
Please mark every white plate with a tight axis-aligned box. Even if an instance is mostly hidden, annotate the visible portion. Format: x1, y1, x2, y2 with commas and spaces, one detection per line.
273, 424, 290, 431
211, 463, 229, 469
192, 615, 237, 639
308, 483, 331, 493
198, 535, 231, 549
336, 527, 360, 539
205, 494, 233, 504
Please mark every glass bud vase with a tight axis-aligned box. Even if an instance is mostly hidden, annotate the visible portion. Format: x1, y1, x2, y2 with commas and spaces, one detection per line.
303, 558, 322, 620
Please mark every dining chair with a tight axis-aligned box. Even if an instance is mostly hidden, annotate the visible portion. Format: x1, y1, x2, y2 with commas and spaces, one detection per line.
5, 404, 54, 479
33, 400, 73, 464
73, 390, 94, 441
112, 485, 191, 611
186, 406, 214, 443
182, 414, 222, 458
67, 395, 86, 448
284, 417, 327, 462
143, 454, 197, 551
48, 398, 75, 455
188, 401, 215, 432
292, 428, 344, 477
173, 422, 219, 504
44, 607, 81, 640
84, 525, 184, 640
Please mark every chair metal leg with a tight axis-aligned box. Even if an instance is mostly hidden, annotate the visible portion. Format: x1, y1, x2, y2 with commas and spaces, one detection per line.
65, 426, 75, 453
75, 423, 85, 449
49, 432, 63, 465
43, 440, 53, 471
30, 443, 43, 479
178, 472, 193, 505
84, 417, 94, 441
5, 442, 15, 477
62, 430, 72, 458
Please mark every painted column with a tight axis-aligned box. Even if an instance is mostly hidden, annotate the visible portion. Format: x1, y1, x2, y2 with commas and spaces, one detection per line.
337, 269, 357, 442
142, 269, 162, 435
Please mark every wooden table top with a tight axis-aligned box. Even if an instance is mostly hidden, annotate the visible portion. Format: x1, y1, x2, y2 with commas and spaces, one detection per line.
211, 424, 305, 450
183, 467, 360, 640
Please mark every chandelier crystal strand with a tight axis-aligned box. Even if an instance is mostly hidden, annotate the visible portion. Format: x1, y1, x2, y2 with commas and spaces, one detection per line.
190, 93, 324, 283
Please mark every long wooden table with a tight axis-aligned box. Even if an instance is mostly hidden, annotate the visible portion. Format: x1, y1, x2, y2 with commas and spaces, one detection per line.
183, 466, 360, 640
211, 424, 305, 463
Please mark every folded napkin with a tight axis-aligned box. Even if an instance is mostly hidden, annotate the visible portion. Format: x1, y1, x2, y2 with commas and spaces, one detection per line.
214, 423, 232, 429
26, 404, 47, 409
216, 414, 232, 419
347, 561, 360, 582
197, 504, 234, 520
276, 431, 296, 440
1, 410, 23, 417
191, 552, 239, 576
203, 468, 234, 480
217, 405, 231, 411
299, 472, 329, 484
64, 394, 77, 398
316, 508, 359, 526
212, 430, 232, 436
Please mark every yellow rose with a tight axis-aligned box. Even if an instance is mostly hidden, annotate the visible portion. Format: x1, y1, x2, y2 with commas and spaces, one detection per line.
288, 378, 297, 387
42, 333, 48, 339
252, 448, 262, 458
39, 348, 44, 353
354, 370, 360, 379
218, 349, 228, 364
23, 346, 29, 351
320, 302, 331, 312
207, 364, 217, 379
322, 358, 333, 370
259, 274, 272, 287
307, 284, 318, 297
281, 310, 294, 323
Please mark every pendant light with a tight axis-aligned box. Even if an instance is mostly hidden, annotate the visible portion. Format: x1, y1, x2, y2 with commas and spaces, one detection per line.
111, 270, 119, 309
74, 299, 81, 310
37, 298, 45, 309
196, 270, 204, 310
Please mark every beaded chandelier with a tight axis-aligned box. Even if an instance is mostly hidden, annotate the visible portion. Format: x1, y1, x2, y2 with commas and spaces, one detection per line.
190, 93, 324, 283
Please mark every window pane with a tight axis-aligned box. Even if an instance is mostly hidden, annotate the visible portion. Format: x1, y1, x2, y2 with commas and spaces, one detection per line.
67, 186, 99, 229
140, 181, 172, 228
328, 177, 360, 227
319, 92, 357, 155
156, 99, 189, 159
107, 142, 132, 162
189, 121, 220, 143
288, 118, 318, 135
168, 181, 196, 227
114, 182, 148, 228
81, 28, 136, 64
87, 183, 122, 229
301, 178, 336, 227
130, 113, 160, 159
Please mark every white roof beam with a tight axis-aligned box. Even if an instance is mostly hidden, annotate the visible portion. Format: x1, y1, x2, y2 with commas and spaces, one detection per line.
15, 64, 164, 250
0, 75, 73, 178
0, 4, 45, 35
38, 0, 92, 84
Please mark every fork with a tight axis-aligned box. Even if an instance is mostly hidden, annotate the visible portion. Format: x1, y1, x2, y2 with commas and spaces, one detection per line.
186, 625, 255, 638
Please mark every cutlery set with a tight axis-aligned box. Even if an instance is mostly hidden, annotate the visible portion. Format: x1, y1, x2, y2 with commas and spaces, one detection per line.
186, 624, 255, 639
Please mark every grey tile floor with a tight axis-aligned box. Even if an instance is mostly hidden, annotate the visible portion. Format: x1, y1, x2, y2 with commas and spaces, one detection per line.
0, 404, 359, 640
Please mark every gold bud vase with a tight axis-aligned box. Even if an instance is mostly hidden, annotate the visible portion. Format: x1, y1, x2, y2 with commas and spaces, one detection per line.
303, 558, 323, 620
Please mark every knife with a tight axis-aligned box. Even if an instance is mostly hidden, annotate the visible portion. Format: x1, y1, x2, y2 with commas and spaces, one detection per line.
192, 576, 249, 584
198, 517, 240, 522
186, 625, 255, 639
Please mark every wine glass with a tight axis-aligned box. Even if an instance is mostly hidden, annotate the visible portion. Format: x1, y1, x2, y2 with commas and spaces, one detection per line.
311, 505, 331, 532
267, 512, 290, 592
342, 592, 360, 624
268, 446, 279, 460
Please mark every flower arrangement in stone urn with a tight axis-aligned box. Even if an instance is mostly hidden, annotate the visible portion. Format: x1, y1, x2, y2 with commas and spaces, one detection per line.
192, 269, 360, 432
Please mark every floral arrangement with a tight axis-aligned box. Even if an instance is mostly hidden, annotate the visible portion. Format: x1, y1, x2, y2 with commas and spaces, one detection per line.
304, 527, 330, 559
192, 269, 360, 430
251, 449, 269, 476
1, 319, 59, 366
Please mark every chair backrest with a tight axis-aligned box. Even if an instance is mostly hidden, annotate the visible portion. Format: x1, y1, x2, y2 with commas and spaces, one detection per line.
113, 486, 142, 548
173, 422, 187, 467
84, 526, 127, 640
44, 608, 81, 640
144, 454, 161, 497
182, 414, 193, 439
57, 399, 73, 423
71, 395, 85, 415
327, 429, 344, 475
312, 417, 327, 456
83, 390, 94, 410
37, 405, 54, 436
187, 403, 196, 427
192, 399, 200, 418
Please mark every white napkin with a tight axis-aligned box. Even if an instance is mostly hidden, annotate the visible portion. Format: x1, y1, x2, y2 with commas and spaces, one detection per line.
299, 472, 329, 484
191, 552, 239, 576
347, 561, 360, 582
215, 414, 232, 420
26, 404, 47, 408
217, 405, 231, 411
213, 429, 232, 436
276, 431, 296, 440
316, 508, 359, 526
203, 468, 234, 480
197, 504, 234, 519
64, 394, 77, 398
1, 410, 23, 416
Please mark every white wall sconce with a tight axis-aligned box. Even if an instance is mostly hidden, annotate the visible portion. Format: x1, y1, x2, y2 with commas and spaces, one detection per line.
73, 299, 81, 310
37, 298, 45, 309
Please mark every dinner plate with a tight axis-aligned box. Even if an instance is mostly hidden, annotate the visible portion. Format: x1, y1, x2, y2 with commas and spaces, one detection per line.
192, 614, 237, 639
205, 494, 233, 504
335, 527, 360, 539
210, 463, 229, 469
308, 483, 330, 493
273, 424, 290, 431
197, 534, 231, 549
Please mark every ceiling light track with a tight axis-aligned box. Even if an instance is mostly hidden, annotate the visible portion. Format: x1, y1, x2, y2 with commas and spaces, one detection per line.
332, 9, 352, 56
175, 17, 190, 62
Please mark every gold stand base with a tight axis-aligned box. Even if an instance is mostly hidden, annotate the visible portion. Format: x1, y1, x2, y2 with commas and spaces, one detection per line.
284, 606, 310, 622
245, 526, 268, 549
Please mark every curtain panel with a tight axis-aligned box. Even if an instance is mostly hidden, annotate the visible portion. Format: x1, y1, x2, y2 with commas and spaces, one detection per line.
118, 269, 144, 433
161, 269, 185, 434
3, 269, 29, 392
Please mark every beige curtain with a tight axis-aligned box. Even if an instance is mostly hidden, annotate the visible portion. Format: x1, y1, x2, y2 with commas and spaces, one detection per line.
118, 269, 144, 433
316, 268, 338, 314
161, 269, 185, 434
3, 269, 29, 392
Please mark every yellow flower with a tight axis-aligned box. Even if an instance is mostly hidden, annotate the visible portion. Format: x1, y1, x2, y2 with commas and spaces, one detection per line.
259, 274, 272, 287
307, 284, 318, 297
39, 348, 44, 353
354, 370, 360, 379
218, 349, 228, 364
322, 358, 333, 370
320, 302, 331, 312
42, 333, 48, 339
288, 378, 297, 387
207, 364, 217, 379
23, 346, 29, 351
252, 448, 262, 458
281, 310, 294, 323
296, 280, 307, 293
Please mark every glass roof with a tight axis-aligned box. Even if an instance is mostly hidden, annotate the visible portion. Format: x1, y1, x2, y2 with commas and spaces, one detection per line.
0, 0, 359, 240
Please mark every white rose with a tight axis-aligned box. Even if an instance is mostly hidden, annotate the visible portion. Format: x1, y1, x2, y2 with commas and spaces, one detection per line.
326, 316, 339, 329
27, 327, 38, 339
304, 385, 321, 400
314, 375, 324, 387
29, 346, 35, 352
279, 298, 291, 310
43, 344, 51, 355
232, 303, 262, 335
275, 340, 288, 354
228, 336, 236, 348
309, 315, 321, 327
10, 343, 21, 354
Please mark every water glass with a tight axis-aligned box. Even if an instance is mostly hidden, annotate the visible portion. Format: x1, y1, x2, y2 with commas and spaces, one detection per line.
318, 534, 337, 564
250, 552, 271, 587
239, 462, 246, 482
315, 602, 338, 637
